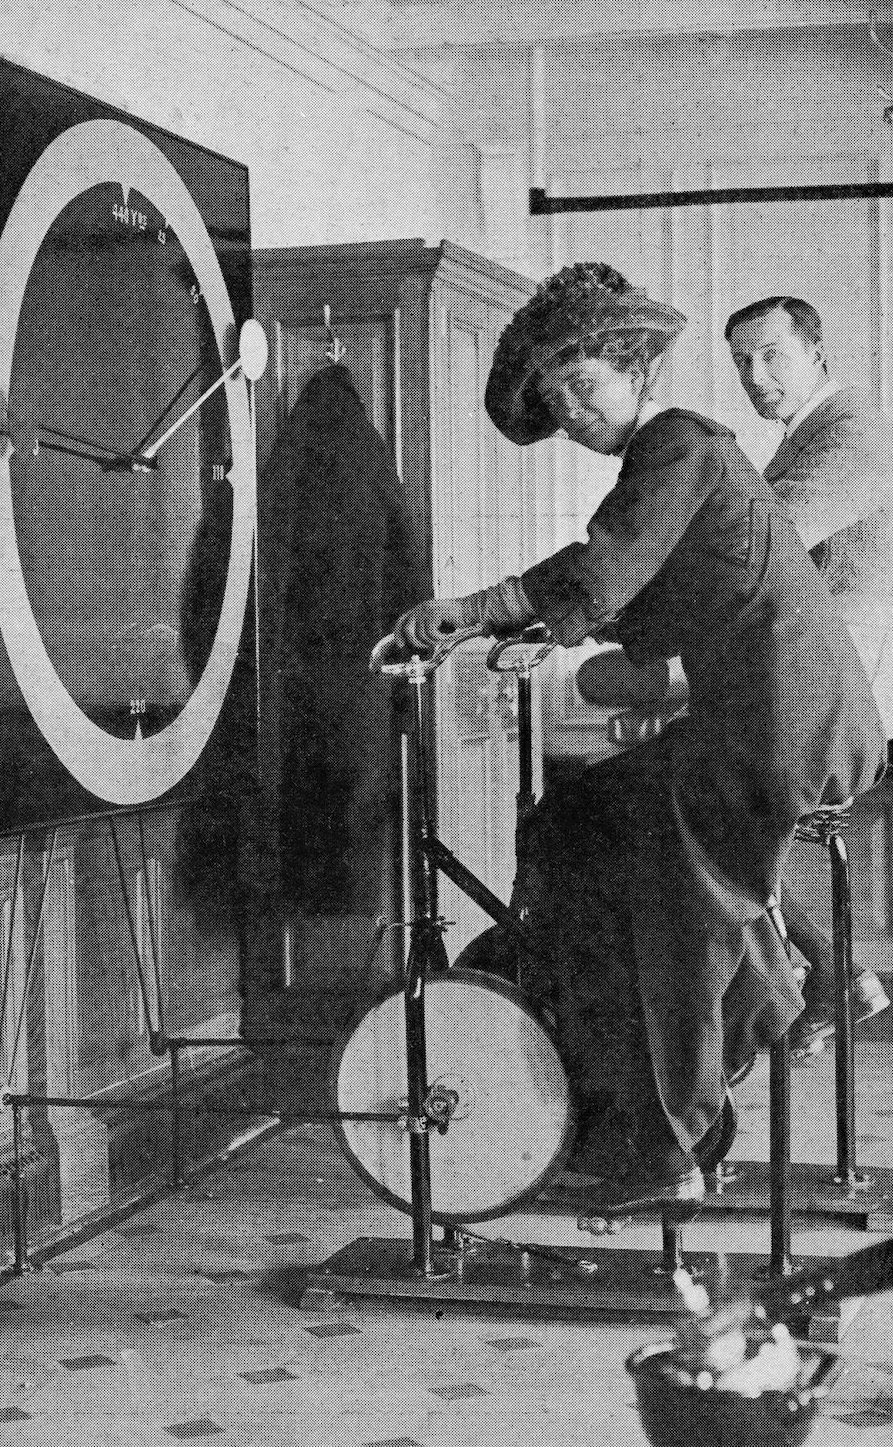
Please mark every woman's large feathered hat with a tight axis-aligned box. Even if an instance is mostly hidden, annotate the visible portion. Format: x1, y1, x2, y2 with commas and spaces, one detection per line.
485, 262, 687, 445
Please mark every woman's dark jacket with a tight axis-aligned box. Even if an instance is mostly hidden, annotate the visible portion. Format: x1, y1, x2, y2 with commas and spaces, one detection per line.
520, 409, 886, 1148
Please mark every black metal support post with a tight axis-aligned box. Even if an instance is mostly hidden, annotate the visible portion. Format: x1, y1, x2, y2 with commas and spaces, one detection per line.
404, 666, 438, 1277
516, 670, 534, 818
829, 832, 859, 1187
660, 1216, 683, 1274
405, 929, 434, 1277
766, 894, 794, 1276
169, 1045, 183, 1190
11, 1100, 27, 1274
769, 1029, 794, 1275
410, 668, 437, 913
511, 666, 538, 987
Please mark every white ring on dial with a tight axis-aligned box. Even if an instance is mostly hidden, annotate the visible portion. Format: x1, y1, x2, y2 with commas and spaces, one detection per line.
0, 119, 255, 804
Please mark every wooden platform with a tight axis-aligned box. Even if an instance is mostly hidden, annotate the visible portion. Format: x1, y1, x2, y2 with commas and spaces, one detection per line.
302, 1234, 861, 1342
537, 1162, 893, 1233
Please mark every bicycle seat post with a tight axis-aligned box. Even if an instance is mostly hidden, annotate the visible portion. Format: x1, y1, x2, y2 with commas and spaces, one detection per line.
486, 630, 555, 834
486, 627, 556, 943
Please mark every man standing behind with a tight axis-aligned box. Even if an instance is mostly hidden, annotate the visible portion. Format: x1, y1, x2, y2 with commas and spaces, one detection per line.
726, 295, 893, 1054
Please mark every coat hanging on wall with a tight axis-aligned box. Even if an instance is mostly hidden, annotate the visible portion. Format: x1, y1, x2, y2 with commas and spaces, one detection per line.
258, 362, 412, 916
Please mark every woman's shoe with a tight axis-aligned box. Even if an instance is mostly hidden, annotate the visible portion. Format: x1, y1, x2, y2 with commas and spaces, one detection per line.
577, 1161, 704, 1234
791, 969, 891, 1060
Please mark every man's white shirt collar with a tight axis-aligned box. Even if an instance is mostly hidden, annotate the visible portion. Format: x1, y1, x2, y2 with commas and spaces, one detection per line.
784, 377, 839, 439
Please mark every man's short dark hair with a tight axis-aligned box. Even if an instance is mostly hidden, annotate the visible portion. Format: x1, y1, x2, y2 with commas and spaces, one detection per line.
724, 296, 824, 351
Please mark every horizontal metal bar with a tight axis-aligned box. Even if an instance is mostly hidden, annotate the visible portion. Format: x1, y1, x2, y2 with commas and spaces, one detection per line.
167, 1037, 293, 1050
198, 1107, 402, 1123
530, 182, 893, 216
0, 794, 199, 844
4, 1092, 400, 1123
10, 1093, 183, 1111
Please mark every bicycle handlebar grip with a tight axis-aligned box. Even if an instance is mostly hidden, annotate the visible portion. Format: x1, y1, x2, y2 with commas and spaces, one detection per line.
369, 633, 403, 674
369, 625, 486, 677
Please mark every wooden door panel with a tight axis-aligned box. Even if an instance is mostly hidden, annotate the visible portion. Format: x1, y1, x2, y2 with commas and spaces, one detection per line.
257, 317, 395, 471
434, 303, 543, 958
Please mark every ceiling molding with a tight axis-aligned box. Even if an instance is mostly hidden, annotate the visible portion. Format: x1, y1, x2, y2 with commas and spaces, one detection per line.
330, 0, 889, 52
173, 0, 448, 107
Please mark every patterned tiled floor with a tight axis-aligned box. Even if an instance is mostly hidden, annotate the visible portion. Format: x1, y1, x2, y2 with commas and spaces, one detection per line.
0, 1035, 889, 1447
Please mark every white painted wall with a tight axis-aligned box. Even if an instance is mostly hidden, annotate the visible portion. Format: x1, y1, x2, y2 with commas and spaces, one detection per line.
427, 23, 893, 471
414, 21, 893, 739
4, 0, 442, 248
427, 24, 893, 277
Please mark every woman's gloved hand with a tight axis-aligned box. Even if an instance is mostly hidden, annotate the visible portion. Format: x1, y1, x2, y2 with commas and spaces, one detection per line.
394, 576, 536, 655
394, 598, 483, 654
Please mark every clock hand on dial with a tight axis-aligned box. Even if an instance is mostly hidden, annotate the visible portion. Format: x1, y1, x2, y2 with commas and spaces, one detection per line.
31, 359, 214, 476
93, 359, 210, 475
5, 419, 131, 467
6, 420, 155, 471
19, 325, 268, 472
39, 423, 122, 457
34, 425, 157, 470
141, 363, 240, 461
142, 321, 268, 462
38, 437, 143, 467
124, 357, 208, 464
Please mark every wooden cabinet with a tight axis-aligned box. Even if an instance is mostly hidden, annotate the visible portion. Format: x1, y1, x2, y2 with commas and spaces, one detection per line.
252, 240, 555, 1005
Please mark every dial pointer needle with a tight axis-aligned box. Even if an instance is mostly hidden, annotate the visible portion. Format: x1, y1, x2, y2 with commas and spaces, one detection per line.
132, 359, 206, 458
38, 424, 121, 458
142, 358, 242, 460
35, 438, 130, 466
141, 322, 267, 462
7, 420, 123, 464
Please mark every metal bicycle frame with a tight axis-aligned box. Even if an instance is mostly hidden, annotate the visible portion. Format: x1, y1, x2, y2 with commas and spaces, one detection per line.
391, 626, 555, 1274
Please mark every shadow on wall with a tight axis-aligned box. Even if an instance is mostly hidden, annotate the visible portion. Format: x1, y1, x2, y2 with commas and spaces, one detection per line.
171, 424, 255, 942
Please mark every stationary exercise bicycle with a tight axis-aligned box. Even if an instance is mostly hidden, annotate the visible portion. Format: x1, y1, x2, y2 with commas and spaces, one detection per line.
303, 626, 858, 1336
324, 627, 576, 1240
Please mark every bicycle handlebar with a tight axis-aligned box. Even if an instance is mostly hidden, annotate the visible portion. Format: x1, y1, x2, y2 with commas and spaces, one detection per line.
369, 625, 486, 678
486, 625, 556, 675
370, 623, 556, 679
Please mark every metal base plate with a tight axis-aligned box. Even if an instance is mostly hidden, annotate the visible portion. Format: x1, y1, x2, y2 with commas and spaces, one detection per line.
540, 1163, 893, 1231
699, 1160, 892, 1231
302, 1236, 859, 1342
701, 1161, 893, 1231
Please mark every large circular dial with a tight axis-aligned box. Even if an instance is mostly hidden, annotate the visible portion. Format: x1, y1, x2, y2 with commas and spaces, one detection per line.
0, 119, 255, 805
